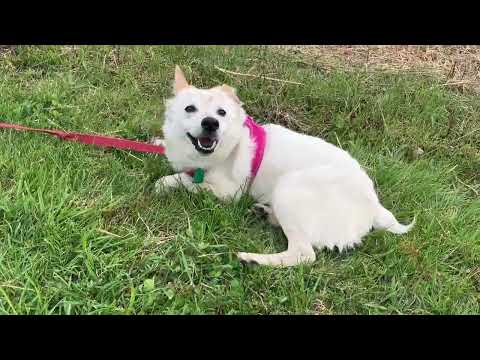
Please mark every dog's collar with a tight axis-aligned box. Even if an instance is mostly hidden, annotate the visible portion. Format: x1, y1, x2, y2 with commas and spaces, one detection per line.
186, 116, 266, 183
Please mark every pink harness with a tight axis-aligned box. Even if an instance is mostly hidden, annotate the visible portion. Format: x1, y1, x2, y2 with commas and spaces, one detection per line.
243, 116, 266, 178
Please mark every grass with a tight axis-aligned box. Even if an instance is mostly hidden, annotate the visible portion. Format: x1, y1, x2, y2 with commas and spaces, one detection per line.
0, 45, 478, 315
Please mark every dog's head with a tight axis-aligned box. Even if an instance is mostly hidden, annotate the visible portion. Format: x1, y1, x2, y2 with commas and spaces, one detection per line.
162, 66, 246, 163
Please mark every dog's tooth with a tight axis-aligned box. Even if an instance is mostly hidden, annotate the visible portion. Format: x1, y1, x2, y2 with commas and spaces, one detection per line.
197, 139, 217, 151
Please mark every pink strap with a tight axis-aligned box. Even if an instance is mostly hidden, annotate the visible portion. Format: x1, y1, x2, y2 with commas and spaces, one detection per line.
0, 121, 166, 155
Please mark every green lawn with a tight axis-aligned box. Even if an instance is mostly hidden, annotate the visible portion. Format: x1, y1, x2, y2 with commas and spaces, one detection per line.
0, 45, 478, 314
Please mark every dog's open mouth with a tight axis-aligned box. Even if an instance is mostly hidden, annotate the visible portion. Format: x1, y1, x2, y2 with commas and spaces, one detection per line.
187, 133, 218, 154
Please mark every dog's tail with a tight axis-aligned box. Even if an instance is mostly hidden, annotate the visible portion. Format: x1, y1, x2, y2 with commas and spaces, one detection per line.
373, 205, 415, 234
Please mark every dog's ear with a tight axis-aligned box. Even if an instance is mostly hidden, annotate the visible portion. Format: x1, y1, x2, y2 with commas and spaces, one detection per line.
174, 65, 189, 93
219, 84, 241, 104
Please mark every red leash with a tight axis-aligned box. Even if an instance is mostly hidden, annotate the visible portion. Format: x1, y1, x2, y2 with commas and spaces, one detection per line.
0, 121, 166, 155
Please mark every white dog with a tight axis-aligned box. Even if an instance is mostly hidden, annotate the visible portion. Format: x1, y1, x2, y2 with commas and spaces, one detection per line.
154, 66, 415, 267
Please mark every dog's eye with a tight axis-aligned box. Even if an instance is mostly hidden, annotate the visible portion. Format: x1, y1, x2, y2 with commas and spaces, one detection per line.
185, 105, 197, 113
217, 108, 226, 117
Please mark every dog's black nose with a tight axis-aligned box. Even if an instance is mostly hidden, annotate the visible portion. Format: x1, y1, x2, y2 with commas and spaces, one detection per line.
201, 117, 219, 132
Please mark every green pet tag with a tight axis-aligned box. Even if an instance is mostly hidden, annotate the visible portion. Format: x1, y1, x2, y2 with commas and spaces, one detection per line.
192, 168, 205, 184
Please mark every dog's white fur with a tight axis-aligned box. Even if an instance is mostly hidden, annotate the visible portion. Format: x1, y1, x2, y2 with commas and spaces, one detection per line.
154, 66, 415, 267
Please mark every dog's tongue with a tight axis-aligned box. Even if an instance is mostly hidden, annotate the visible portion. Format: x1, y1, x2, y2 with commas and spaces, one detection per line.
199, 137, 214, 147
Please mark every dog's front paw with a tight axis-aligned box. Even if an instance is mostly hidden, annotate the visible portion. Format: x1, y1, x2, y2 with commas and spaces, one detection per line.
150, 137, 165, 147
154, 175, 178, 194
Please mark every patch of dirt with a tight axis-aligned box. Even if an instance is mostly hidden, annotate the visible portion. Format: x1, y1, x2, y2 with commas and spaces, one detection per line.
311, 299, 333, 315
274, 46, 480, 93
0, 45, 16, 57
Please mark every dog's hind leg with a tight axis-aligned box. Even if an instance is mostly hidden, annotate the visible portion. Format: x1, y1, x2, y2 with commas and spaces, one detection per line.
239, 171, 318, 267
237, 229, 315, 267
